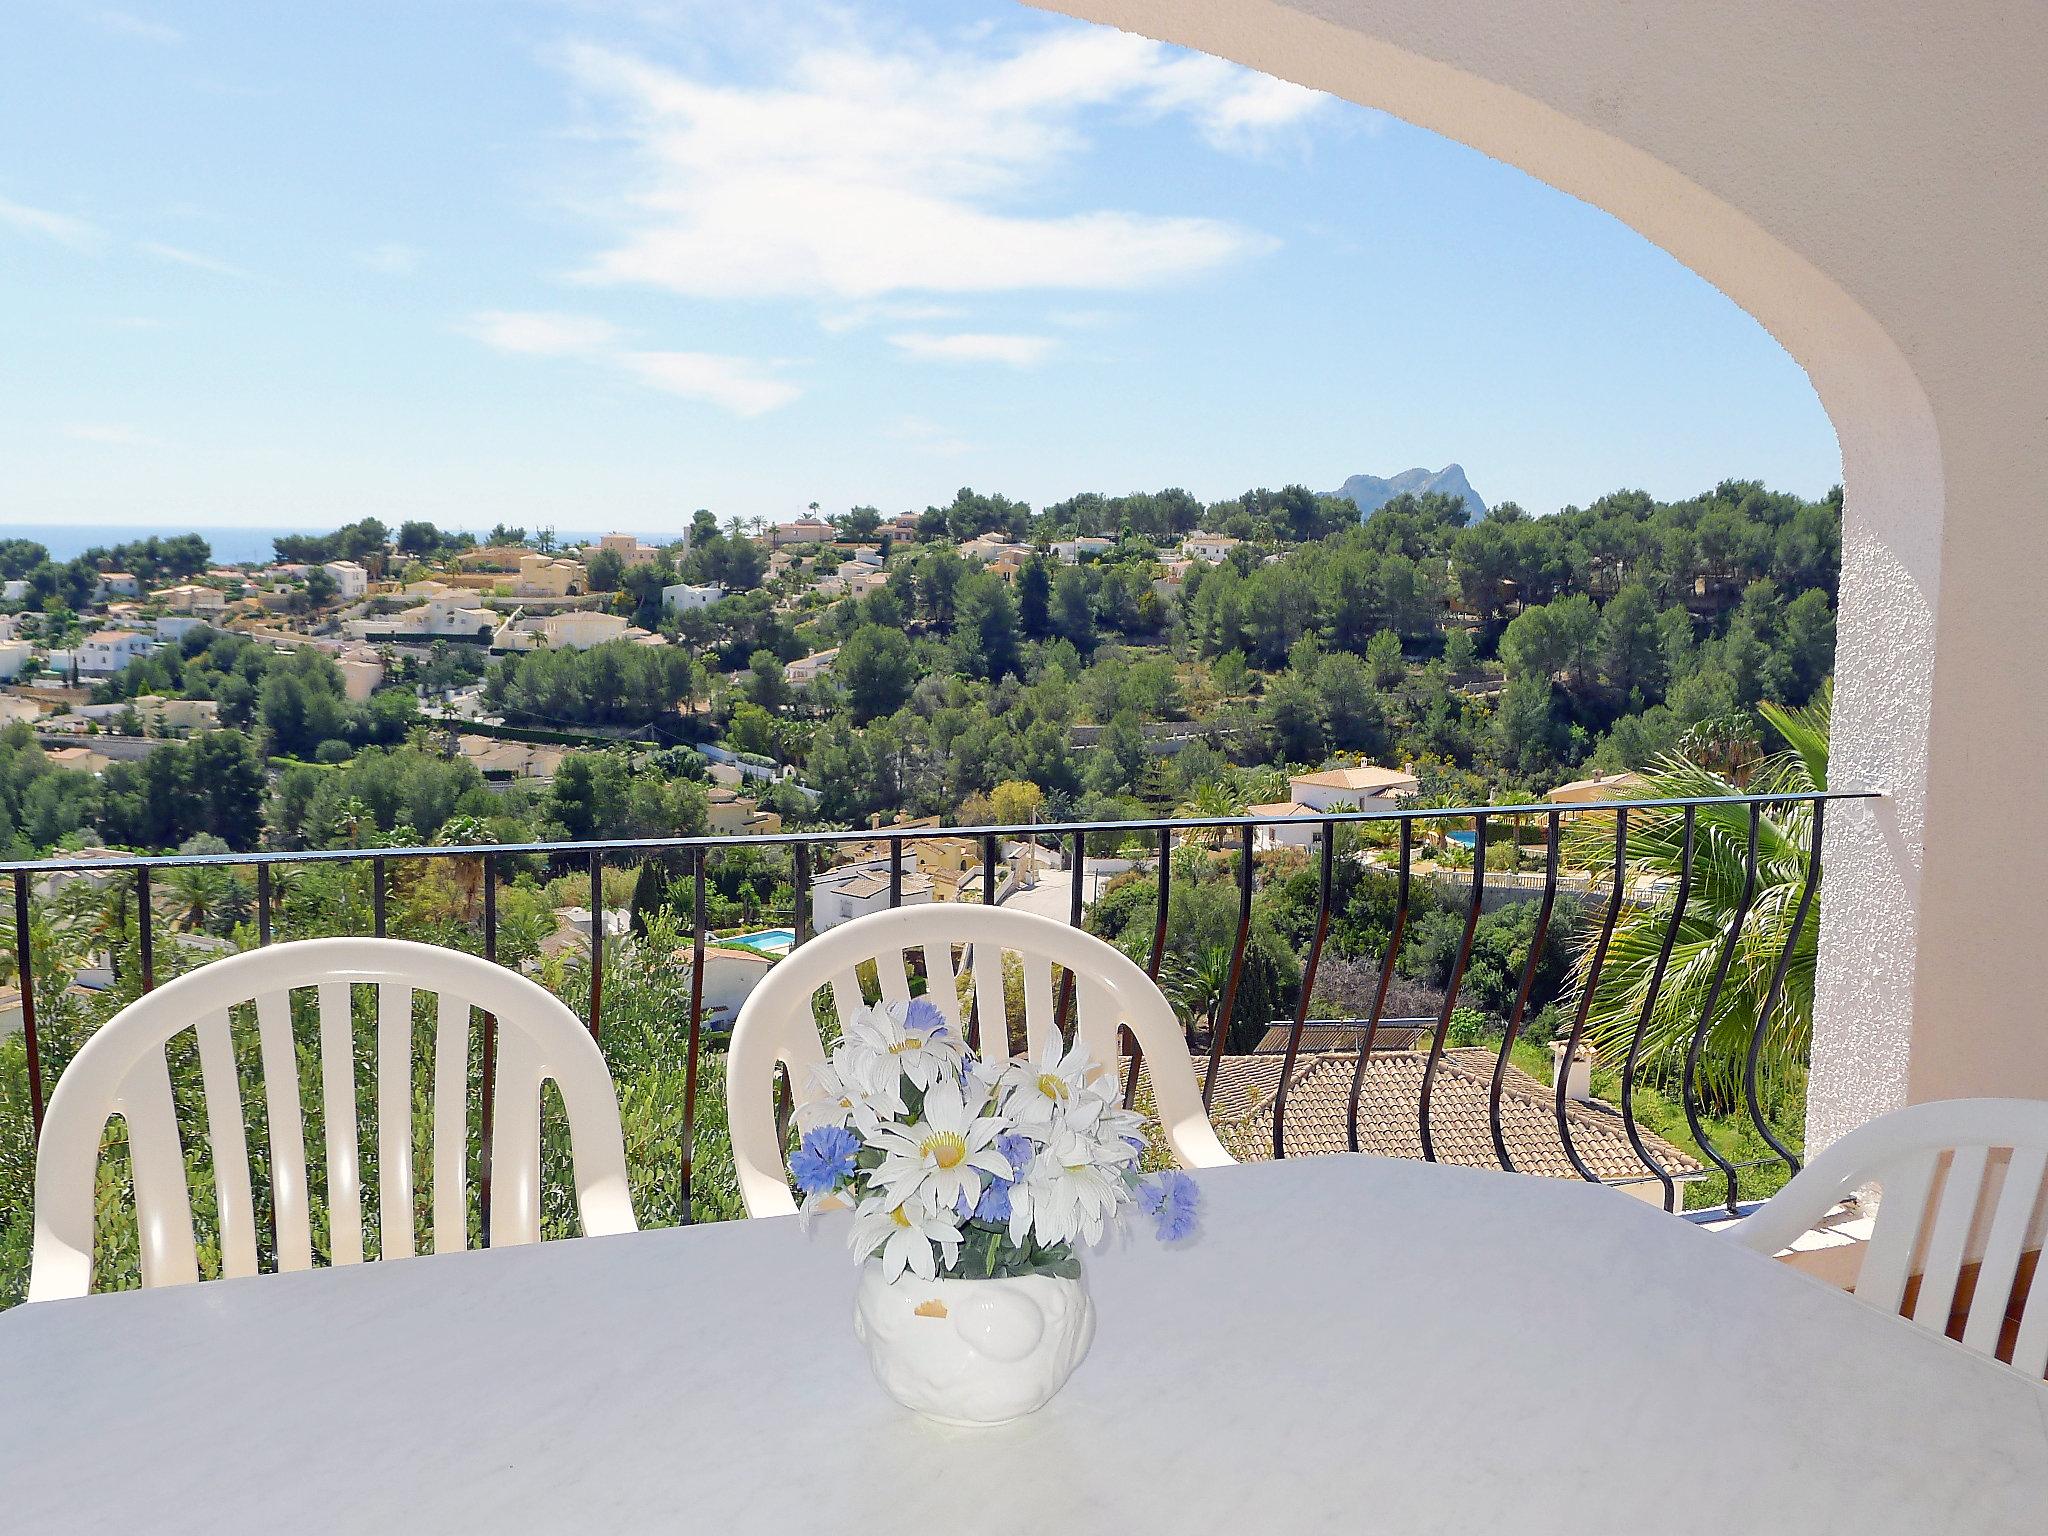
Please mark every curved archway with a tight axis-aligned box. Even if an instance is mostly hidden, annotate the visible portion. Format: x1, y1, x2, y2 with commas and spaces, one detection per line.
1031, 0, 2025, 1144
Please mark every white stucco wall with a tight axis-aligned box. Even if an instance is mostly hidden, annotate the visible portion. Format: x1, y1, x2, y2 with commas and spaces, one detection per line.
1035, 0, 2048, 1148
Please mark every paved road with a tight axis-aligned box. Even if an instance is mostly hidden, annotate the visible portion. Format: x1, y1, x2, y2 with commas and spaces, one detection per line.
998, 859, 1119, 922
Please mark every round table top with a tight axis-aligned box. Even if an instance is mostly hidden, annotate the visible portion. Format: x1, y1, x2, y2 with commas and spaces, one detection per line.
3, 1154, 2045, 1534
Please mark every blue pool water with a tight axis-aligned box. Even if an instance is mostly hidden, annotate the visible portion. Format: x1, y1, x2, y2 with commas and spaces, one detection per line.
1446, 831, 1477, 849
727, 927, 795, 955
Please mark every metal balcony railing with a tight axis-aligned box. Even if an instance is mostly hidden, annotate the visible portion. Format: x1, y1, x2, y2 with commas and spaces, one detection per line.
0, 789, 1876, 1229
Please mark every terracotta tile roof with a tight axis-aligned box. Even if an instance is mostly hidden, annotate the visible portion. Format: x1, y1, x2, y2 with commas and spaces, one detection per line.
1250, 1021, 1432, 1054
1138, 1047, 1702, 1187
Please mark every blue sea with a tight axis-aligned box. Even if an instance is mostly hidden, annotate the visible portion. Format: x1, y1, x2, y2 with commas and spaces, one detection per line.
6, 524, 617, 565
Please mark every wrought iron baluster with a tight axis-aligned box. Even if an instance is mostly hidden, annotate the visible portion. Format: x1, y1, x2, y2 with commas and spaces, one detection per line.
1747, 799, 1826, 1176
1685, 803, 1761, 1212
1056, 829, 1084, 1039
1489, 812, 1560, 1171
888, 840, 902, 908
136, 867, 154, 993
683, 849, 707, 1222
1273, 821, 1335, 1160
256, 862, 272, 946
794, 841, 812, 946
1420, 815, 1488, 1162
479, 853, 498, 1245
1556, 812, 1628, 1184
14, 871, 43, 1142
1348, 819, 1412, 1154
587, 849, 603, 1041
372, 856, 386, 937
1205, 823, 1255, 1114
1622, 806, 1694, 1213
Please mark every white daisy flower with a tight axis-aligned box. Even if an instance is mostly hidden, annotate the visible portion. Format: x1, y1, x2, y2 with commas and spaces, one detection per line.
838, 998, 964, 1098
1007, 1121, 1137, 1249
848, 1191, 963, 1283
997, 1039, 1100, 1131
870, 1076, 1015, 1212
798, 1050, 901, 1135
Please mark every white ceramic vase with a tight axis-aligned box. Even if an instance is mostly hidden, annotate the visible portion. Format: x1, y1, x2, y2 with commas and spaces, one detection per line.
851, 1263, 1096, 1426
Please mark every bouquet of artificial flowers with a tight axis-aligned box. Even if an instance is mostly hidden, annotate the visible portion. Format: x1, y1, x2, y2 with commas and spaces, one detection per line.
791, 996, 1201, 1283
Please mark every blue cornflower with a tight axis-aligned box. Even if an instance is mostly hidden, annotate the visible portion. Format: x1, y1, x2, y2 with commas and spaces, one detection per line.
902, 996, 948, 1038
1138, 1170, 1200, 1243
965, 1135, 1035, 1225
995, 1133, 1035, 1180
790, 1124, 861, 1196
973, 1178, 1013, 1225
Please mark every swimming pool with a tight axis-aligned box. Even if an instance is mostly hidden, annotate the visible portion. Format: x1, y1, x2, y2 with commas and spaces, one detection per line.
1445, 831, 1477, 849
725, 927, 795, 956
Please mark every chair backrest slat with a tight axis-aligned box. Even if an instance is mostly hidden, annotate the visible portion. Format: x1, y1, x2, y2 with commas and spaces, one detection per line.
2009, 1237, 2048, 1378
1021, 957, 1057, 1058
1854, 1150, 1939, 1314
489, 1023, 542, 1248
1963, 1147, 2047, 1357
971, 940, 1007, 1055
317, 980, 364, 1266
28, 938, 634, 1301
1732, 1098, 2048, 1378
917, 932, 961, 1034
118, 1047, 199, 1289
874, 949, 910, 1008
255, 989, 313, 1272
194, 1009, 257, 1280
828, 970, 864, 1028
1909, 1146, 1989, 1327
728, 906, 1231, 1218
376, 982, 416, 1261
431, 992, 470, 1255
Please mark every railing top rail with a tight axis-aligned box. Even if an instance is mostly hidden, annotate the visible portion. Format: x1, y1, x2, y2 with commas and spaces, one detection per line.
0, 788, 1879, 877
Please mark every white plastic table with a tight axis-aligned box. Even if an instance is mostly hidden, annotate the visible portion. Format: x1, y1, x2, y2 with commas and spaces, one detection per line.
4, 1155, 2045, 1533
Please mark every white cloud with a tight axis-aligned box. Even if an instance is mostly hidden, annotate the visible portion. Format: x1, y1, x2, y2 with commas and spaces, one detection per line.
0, 194, 105, 251
555, 23, 1315, 303
616, 351, 801, 416
461, 309, 621, 356
460, 309, 798, 416
887, 331, 1055, 368
357, 242, 421, 274
886, 414, 974, 456
139, 240, 249, 278
94, 10, 182, 45
64, 423, 164, 447
819, 301, 965, 335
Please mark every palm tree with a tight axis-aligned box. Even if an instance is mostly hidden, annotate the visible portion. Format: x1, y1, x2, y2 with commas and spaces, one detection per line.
164, 864, 236, 932
1174, 780, 1243, 848
1564, 684, 1830, 1105
1160, 942, 1236, 1047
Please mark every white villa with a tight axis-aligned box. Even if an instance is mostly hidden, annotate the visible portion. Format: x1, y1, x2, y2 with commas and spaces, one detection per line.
1250, 764, 1421, 849
784, 648, 839, 685
1181, 532, 1241, 563
347, 596, 496, 643
75, 630, 156, 676
662, 583, 726, 614
1052, 536, 1116, 564
321, 561, 370, 601
491, 610, 645, 652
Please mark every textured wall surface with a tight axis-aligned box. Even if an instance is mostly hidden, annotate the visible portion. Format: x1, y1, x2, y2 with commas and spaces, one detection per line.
1034, 0, 2048, 1146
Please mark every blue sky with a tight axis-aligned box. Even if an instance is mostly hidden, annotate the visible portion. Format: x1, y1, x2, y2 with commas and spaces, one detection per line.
0, 0, 1841, 536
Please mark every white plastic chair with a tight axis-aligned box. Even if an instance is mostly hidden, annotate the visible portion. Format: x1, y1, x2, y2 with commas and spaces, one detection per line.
1731, 1098, 2048, 1374
727, 904, 1232, 1216
29, 937, 636, 1301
